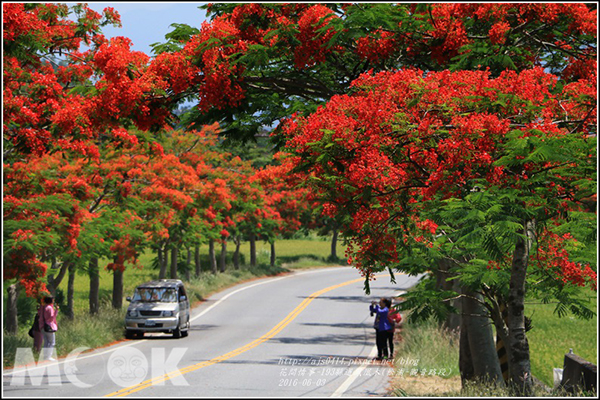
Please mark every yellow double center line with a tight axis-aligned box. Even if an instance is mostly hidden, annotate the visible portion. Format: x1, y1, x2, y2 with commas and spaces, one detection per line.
105, 274, 381, 397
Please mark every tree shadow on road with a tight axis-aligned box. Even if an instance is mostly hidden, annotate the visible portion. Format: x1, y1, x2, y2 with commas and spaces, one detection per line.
375, 286, 417, 292
297, 295, 370, 303
300, 322, 370, 329
270, 333, 368, 346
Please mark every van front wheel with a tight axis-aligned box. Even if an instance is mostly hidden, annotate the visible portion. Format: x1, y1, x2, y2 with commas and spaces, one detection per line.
173, 327, 182, 338
126, 330, 140, 340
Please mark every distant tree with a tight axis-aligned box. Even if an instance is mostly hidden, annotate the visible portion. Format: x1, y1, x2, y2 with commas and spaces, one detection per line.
253, 153, 312, 266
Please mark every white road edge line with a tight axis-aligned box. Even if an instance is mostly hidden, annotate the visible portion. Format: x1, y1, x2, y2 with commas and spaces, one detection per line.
189, 275, 287, 323
3, 267, 344, 377
330, 345, 379, 397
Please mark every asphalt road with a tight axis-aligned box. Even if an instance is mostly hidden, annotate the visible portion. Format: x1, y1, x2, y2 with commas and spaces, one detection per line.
3, 266, 423, 397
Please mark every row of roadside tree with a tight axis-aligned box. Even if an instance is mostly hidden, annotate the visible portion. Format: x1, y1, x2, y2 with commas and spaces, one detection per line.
3, 3, 597, 396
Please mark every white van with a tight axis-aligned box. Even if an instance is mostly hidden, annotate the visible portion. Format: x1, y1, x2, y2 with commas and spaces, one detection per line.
125, 279, 190, 339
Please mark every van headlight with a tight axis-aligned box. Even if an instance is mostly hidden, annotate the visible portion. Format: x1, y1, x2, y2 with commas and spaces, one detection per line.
163, 311, 175, 317
127, 310, 138, 317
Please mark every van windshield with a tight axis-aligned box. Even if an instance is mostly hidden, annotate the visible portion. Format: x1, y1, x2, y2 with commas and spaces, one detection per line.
132, 288, 177, 302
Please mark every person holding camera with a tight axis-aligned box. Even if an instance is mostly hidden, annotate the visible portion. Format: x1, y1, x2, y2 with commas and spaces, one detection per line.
39, 296, 59, 361
370, 297, 394, 361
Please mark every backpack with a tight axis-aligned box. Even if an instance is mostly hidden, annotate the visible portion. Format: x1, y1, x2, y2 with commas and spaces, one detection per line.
388, 309, 402, 326
27, 315, 39, 338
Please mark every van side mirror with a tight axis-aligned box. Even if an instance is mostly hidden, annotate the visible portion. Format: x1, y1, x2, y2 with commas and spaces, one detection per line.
180, 295, 187, 301
126, 296, 132, 302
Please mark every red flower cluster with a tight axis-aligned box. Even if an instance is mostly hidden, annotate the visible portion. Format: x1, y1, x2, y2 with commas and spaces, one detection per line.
3, 3, 78, 47
293, 5, 339, 69
356, 30, 397, 63
535, 231, 597, 291
185, 17, 247, 112
489, 21, 510, 45
428, 5, 471, 64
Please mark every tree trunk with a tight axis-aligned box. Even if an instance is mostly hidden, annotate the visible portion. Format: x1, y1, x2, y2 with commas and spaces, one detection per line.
461, 286, 505, 386
494, 301, 510, 384
219, 241, 227, 273
249, 233, 257, 267
158, 247, 167, 280
112, 265, 123, 310
89, 257, 99, 315
195, 246, 201, 277
170, 246, 178, 279
507, 220, 535, 395
185, 248, 191, 281
436, 258, 461, 331
331, 228, 338, 260
481, 286, 512, 384
459, 316, 474, 385
47, 260, 70, 296
5, 283, 19, 334
209, 239, 217, 274
66, 262, 76, 320
233, 236, 241, 270
448, 277, 462, 331
270, 241, 276, 268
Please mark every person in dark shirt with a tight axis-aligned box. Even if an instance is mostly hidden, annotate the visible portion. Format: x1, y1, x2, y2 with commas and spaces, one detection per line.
370, 297, 394, 361
32, 300, 43, 353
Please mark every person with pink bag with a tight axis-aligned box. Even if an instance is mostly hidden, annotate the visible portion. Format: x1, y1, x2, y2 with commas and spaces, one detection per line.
39, 296, 59, 361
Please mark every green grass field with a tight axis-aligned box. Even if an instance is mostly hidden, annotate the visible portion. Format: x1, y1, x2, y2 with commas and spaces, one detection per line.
526, 296, 598, 387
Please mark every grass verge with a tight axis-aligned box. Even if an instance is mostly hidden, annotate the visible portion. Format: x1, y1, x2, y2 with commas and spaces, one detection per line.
388, 307, 597, 397
388, 319, 462, 397
393, 319, 460, 378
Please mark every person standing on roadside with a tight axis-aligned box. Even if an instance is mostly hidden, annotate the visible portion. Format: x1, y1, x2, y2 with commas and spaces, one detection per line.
370, 297, 394, 361
39, 296, 59, 361
32, 298, 44, 353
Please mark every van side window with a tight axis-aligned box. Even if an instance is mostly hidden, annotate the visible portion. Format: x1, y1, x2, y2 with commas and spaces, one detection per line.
179, 286, 187, 301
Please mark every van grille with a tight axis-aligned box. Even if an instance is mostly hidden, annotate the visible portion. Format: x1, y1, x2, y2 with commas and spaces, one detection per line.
139, 310, 162, 317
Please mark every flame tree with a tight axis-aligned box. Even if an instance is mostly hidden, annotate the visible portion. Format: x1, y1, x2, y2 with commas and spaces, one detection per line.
282, 66, 596, 393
